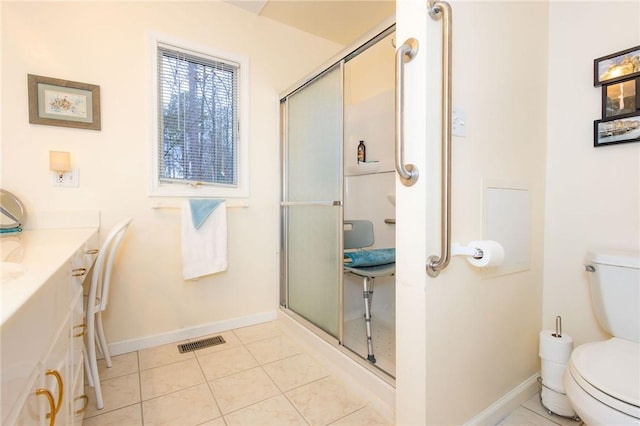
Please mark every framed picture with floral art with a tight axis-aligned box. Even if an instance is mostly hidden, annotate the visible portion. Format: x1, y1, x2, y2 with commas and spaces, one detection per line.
28, 74, 101, 130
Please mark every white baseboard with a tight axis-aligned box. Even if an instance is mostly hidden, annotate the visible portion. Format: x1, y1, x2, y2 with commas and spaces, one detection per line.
465, 373, 540, 425
107, 310, 277, 356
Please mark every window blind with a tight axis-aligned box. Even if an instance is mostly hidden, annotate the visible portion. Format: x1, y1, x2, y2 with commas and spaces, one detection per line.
157, 44, 239, 188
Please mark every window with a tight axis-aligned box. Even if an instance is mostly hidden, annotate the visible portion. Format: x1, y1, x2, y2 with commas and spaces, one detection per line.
150, 34, 249, 197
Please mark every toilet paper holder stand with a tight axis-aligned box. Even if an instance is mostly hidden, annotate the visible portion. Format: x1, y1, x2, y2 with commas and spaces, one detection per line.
536, 377, 581, 422
537, 315, 581, 422
552, 315, 562, 338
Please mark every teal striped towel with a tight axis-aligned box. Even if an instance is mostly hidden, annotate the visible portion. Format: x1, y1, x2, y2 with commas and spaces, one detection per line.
344, 248, 395, 267
0, 225, 22, 234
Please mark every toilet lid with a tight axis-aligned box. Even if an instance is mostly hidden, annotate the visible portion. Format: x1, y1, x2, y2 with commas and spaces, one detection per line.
571, 338, 640, 413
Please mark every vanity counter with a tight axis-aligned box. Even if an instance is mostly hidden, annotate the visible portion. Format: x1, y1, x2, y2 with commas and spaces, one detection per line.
0, 227, 99, 326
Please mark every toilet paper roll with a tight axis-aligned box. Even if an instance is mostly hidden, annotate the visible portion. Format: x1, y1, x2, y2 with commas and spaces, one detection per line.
539, 330, 573, 364
466, 240, 505, 267
541, 359, 568, 393
541, 386, 576, 418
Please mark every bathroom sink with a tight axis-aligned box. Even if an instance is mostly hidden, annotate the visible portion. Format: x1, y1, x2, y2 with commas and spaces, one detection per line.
1, 262, 26, 282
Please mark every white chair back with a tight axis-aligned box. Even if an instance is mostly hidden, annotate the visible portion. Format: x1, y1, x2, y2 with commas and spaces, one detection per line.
84, 217, 132, 410
87, 217, 132, 314
344, 220, 375, 250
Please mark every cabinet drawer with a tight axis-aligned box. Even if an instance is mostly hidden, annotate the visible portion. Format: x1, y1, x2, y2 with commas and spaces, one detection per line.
5, 364, 41, 426
70, 362, 88, 426
0, 278, 59, 422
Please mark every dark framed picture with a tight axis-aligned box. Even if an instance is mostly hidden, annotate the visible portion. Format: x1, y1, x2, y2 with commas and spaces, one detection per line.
594, 113, 640, 147
594, 46, 640, 87
602, 77, 638, 118
28, 74, 101, 130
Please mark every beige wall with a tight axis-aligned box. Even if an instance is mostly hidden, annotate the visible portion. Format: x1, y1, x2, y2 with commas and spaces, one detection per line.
424, 2, 549, 423
0, 1, 342, 344
543, 2, 640, 345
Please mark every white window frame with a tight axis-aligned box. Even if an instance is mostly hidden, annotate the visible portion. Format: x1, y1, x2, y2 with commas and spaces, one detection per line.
149, 32, 250, 198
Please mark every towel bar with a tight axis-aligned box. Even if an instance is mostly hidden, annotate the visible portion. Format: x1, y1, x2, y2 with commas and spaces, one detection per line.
150, 201, 249, 209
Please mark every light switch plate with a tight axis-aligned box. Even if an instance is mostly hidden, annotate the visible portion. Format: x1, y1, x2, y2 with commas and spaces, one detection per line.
452, 107, 466, 137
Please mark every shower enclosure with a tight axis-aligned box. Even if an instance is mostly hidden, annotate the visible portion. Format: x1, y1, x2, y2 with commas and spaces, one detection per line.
280, 23, 396, 376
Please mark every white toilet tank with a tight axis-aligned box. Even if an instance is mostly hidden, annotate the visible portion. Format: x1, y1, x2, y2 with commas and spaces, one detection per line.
586, 250, 640, 343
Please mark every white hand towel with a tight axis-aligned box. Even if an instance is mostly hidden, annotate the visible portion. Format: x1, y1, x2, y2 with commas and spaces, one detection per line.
182, 200, 227, 280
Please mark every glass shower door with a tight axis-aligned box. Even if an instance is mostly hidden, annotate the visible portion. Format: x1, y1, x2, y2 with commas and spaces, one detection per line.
282, 64, 343, 338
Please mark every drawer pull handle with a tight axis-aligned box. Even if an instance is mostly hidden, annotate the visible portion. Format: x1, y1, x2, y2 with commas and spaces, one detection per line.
35, 389, 56, 426
72, 268, 87, 277
85, 248, 99, 255
73, 323, 87, 337
45, 369, 64, 417
74, 394, 89, 415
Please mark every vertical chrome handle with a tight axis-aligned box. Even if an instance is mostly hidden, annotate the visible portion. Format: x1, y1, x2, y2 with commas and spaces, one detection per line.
395, 38, 419, 186
426, 0, 453, 278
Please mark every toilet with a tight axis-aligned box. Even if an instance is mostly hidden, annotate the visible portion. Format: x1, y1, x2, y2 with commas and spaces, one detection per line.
563, 250, 640, 425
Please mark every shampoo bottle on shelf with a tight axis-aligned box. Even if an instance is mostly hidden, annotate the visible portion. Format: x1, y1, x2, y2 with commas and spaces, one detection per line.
357, 140, 366, 163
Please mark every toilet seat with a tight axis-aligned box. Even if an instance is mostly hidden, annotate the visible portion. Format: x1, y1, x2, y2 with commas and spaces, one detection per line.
569, 338, 640, 419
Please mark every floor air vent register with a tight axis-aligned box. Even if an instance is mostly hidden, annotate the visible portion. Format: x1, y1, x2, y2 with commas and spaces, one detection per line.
177, 335, 226, 353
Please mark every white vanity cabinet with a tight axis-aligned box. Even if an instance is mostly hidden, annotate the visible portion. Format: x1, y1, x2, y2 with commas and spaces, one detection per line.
1, 228, 99, 426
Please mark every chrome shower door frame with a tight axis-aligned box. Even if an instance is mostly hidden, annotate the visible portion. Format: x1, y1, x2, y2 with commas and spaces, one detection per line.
280, 62, 346, 342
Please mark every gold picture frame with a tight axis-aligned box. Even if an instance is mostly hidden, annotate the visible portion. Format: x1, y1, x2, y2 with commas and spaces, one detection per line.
28, 74, 101, 130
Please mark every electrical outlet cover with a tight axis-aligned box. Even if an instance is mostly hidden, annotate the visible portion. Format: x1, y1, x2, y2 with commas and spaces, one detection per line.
52, 168, 79, 187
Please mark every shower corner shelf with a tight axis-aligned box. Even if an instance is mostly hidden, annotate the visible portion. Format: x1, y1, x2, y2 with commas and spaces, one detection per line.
346, 162, 381, 176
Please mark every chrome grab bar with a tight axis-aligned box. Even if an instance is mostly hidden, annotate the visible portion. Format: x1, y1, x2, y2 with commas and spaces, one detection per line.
395, 38, 419, 186
426, 0, 453, 278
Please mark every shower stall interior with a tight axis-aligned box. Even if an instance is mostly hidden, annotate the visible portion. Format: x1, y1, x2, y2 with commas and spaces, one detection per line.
280, 24, 396, 377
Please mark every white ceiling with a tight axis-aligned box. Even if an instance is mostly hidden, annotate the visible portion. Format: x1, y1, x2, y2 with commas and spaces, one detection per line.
226, 0, 395, 45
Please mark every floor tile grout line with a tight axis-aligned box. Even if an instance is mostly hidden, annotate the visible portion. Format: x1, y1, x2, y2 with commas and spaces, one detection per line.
138, 352, 196, 372
513, 406, 563, 426
219, 391, 292, 419
140, 348, 226, 425
136, 350, 145, 425
222, 325, 312, 424
325, 404, 370, 426
280, 388, 312, 426
126, 346, 172, 425
192, 342, 226, 422
233, 327, 285, 346
205, 327, 288, 423
517, 394, 582, 426
524, 392, 579, 426
83, 352, 143, 421
83, 400, 143, 420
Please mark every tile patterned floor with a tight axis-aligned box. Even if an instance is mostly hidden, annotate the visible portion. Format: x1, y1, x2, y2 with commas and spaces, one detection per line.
82, 321, 392, 426
498, 393, 584, 426
82, 319, 582, 426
